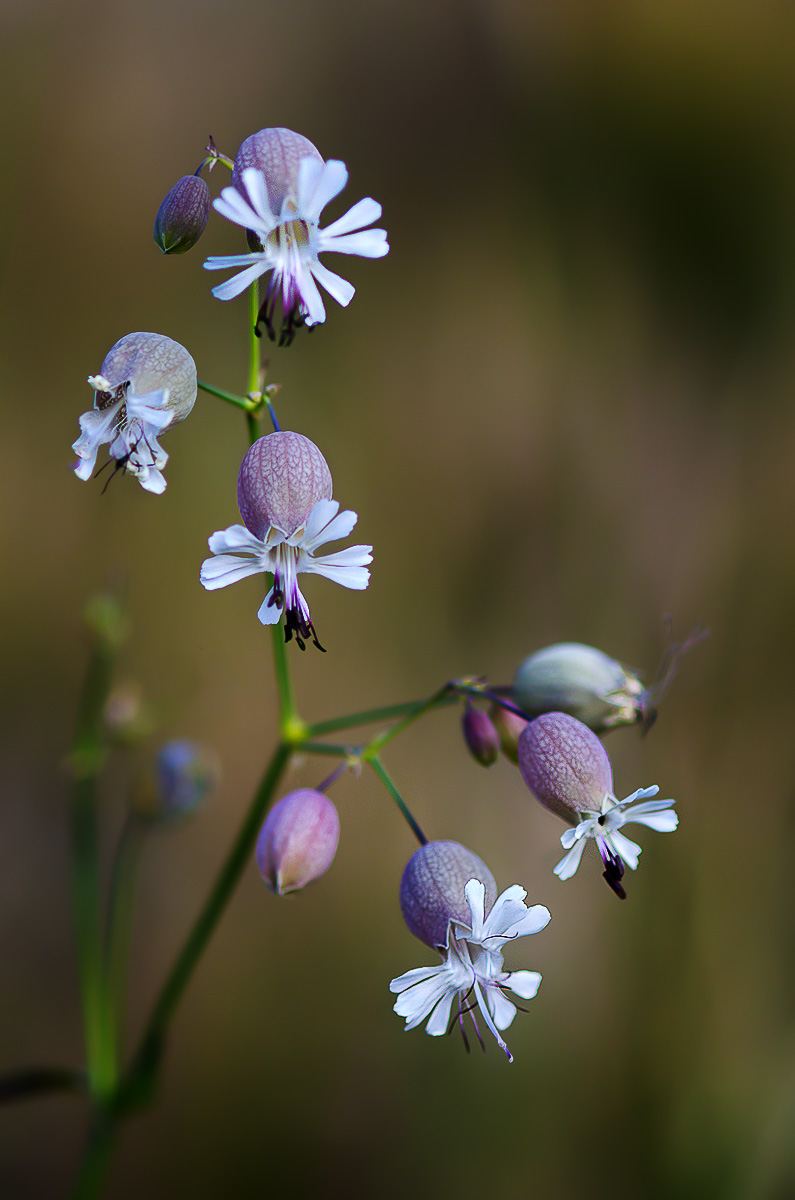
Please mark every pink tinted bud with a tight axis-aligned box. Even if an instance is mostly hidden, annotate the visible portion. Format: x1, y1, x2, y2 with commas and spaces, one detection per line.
399, 841, 497, 950
488, 703, 529, 764
517, 712, 613, 823
237, 431, 333, 540
461, 704, 500, 767
256, 789, 340, 895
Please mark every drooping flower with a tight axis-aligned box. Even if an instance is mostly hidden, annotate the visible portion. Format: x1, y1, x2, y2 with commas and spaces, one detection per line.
390, 841, 550, 1062
203, 127, 389, 345
553, 788, 678, 892
72, 332, 197, 493
517, 712, 678, 897
199, 431, 372, 649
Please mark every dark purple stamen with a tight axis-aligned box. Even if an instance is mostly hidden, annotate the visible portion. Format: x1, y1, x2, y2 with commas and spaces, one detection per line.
599, 845, 627, 900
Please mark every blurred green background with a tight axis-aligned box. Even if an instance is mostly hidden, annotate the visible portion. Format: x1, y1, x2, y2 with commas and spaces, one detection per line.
2, 0, 795, 1196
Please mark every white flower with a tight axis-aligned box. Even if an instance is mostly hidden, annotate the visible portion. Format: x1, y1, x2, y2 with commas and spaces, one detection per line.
72, 333, 196, 494
200, 497, 372, 650
554, 786, 678, 896
390, 879, 550, 1063
204, 160, 389, 343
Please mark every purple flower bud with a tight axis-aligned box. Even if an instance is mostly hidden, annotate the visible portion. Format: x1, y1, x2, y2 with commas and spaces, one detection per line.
256, 789, 340, 895
237, 431, 333, 540
461, 704, 500, 767
488, 704, 529, 764
399, 840, 497, 950
154, 174, 210, 254
232, 128, 322, 248
517, 712, 613, 823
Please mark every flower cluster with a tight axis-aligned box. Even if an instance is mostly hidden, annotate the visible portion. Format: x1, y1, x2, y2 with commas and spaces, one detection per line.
68, 122, 692, 1082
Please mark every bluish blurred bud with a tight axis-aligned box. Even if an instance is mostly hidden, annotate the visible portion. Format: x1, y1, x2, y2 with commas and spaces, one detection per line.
517, 712, 613, 824
256, 789, 340, 895
154, 174, 210, 254
138, 740, 220, 821
461, 704, 500, 767
488, 703, 529, 764
399, 840, 497, 950
513, 643, 644, 732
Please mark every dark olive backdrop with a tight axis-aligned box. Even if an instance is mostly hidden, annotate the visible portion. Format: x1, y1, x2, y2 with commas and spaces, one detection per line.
2, 1, 795, 1197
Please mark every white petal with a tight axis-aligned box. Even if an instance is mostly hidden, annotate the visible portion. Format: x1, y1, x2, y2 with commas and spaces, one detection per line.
389, 965, 443, 995
304, 507, 359, 550
301, 158, 348, 218
257, 587, 283, 625
240, 168, 276, 224
464, 879, 487, 938
295, 265, 327, 325
204, 252, 272, 271
322, 197, 382, 238
200, 555, 266, 590
607, 830, 642, 870
505, 970, 542, 1001
310, 261, 355, 308
136, 466, 167, 494
208, 524, 266, 555
301, 559, 371, 589
423, 991, 457, 1037
300, 499, 342, 544
480, 885, 528, 939
73, 453, 97, 480
210, 262, 270, 302
319, 228, 389, 258
488, 987, 519, 1032
626, 809, 678, 833
472, 981, 513, 1061
554, 839, 587, 880
502, 904, 551, 940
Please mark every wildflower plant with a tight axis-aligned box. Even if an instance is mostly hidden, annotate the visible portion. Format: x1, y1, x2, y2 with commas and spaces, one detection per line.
5, 124, 705, 1196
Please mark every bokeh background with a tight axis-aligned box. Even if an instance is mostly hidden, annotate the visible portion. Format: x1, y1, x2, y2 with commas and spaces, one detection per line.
2, 0, 795, 1196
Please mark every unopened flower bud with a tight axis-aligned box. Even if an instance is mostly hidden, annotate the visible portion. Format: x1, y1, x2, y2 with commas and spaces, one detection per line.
238, 431, 332, 540
154, 174, 210, 254
399, 840, 497, 950
513, 643, 644, 732
461, 704, 500, 767
488, 704, 529, 764
135, 740, 220, 821
517, 712, 613, 824
256, 789, 340, 895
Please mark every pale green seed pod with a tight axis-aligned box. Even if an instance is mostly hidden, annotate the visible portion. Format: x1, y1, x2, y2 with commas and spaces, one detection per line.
513, 643, 644, 732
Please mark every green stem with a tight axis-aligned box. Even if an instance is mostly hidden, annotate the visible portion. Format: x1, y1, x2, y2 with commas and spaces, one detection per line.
363, 685, 453, 758
368, 756, 427, 846
246, 281, 261, 445
69, 606, 125, 1101
306, 693, 458, 739
301, 741, 355, 757
72, 1110, 116, 1200
197, 379, 257, 413
121, 742, 291, 1110
104, 814, 147, 1064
